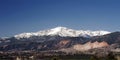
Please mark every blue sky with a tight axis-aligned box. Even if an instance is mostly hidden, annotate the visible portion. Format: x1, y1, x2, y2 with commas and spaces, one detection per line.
0, 0, 120, 37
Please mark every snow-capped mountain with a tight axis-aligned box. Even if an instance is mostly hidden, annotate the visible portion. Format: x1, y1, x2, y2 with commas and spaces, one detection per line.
14, 27, 110, 39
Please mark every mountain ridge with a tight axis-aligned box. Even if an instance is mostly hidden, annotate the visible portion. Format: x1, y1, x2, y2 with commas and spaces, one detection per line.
0, 31, 119, 53
14, 27, 110, 39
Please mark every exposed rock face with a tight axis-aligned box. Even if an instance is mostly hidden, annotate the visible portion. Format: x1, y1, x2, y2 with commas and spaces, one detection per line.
55, 40, 70, 48
59, 40, 70, 45
73, 41, 109, 51
58, 40, 70, 46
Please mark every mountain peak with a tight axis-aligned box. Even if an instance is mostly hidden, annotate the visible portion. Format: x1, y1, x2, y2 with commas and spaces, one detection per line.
50, 26, 68, 32
14, 27, 111, 39
52, 26, 68, 29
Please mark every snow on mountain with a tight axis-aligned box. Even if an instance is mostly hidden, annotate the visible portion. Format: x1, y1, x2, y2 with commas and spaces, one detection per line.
14, 27, 111, 39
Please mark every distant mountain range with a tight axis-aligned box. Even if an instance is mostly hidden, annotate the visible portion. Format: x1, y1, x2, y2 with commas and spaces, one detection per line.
0, 27, 120, 53
14, 27, 110, 39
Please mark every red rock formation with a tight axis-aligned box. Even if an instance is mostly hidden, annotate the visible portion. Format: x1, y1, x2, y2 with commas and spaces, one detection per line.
59, 40, 70, 45
73, 41, 109, 51
55, 40, 70, 48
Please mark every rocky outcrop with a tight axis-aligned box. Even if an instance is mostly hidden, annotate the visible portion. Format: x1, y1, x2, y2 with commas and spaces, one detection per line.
73, 41, 109, 51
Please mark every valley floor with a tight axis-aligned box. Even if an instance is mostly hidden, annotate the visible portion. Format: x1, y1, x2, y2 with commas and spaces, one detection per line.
0, 51, 119, 60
